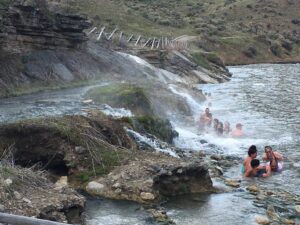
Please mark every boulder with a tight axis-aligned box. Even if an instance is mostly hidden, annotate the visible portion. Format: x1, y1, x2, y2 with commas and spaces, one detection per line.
86, 181, 105, 195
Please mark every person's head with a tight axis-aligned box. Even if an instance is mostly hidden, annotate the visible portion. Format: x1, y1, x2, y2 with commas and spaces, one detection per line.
248, 145, 257, 158
205, 108, 210, 114
236, 123, 243, 130
251, 159, 260, 171
264, 146, 273, 157
218, 122, 223, 128
224, 121, 230, 128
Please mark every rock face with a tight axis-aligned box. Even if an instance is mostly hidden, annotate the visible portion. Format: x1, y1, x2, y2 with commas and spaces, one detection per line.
130, 49, 231, 84
0, 4, 91, 52
86, 152, 213, 203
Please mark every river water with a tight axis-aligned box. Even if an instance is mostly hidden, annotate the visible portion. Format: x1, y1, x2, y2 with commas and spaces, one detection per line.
86, 64, 300, 225
0, 63, 299, 224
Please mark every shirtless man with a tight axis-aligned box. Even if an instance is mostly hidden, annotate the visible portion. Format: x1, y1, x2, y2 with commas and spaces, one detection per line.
231, 123, 244, 137
245, 159, 271, 177
262, 146, 283, 172
263, 146, 283, 161
200, 108, 212, 127
242, 145, 257, 174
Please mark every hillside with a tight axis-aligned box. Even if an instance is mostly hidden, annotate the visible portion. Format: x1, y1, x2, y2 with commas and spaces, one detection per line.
47, 0, 300, 65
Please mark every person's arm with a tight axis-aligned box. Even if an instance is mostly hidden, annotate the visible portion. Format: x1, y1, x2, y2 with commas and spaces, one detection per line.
274, 152, 283, 160
244, 169, 253, 177
262, 153, 267, 161
262, 165, 271, 177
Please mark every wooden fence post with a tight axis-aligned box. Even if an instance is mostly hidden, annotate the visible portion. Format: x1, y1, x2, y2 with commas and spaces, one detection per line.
135, 35, 141, 46
97, 27, 105, 41
87, 27, 97, 35
107, 28, 118, 40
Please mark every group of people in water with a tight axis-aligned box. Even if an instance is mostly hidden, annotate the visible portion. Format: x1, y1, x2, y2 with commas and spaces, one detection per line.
198, 107, 244, 138
242, 145, 284, 177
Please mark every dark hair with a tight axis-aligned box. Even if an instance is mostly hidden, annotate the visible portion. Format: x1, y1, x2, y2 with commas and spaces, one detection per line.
251, 159, 260, 168
264, 146, 272, 151
248, 145, 257, 156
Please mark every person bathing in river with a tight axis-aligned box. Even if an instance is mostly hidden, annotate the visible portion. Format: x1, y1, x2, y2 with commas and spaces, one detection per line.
242, 145, 257, 174
231, 123, 244, 137
217, 122, 223, 136
224, 121, 231, 135
200, 108, 212, 127
245, 159, 271, 178
263, 146, 283, 172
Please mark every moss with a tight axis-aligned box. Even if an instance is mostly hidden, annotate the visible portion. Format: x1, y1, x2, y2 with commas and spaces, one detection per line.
0, 79, 98, 98
86, 84, 154, 116
191, 52, 212, 70
133, 116, 173, 143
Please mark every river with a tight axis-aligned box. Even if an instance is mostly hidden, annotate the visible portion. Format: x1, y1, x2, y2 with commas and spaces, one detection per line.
0, 63, 299, 224
86, 64, 300, 225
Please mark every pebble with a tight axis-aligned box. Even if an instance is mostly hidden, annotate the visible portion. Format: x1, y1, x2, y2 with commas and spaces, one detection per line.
255, 215, 270, 225
295, 205, 300, 213
140, 192, 155, 201
13, 191, 22, 200
225, 179, 240, 188
22, 198, 32, 204
75, 146, 86, 154
247, 185, 259, 193
4, 178, 12, 186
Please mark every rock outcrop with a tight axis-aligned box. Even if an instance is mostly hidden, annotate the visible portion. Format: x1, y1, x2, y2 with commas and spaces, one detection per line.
129, 49, 231, 84
0, 4, 90, 52
86, 152, 213, 203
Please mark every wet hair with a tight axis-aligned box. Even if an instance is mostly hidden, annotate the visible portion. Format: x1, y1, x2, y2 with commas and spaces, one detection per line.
264, 146, 272, 152
251, 159, 260, 168
248, 145, 257, 156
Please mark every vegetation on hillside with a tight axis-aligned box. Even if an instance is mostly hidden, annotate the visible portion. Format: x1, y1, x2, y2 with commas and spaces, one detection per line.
46, 0, 300, 64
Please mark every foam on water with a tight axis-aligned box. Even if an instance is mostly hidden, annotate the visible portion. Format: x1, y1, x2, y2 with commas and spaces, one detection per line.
125, 128, 179, 158
100, 104, 133, 118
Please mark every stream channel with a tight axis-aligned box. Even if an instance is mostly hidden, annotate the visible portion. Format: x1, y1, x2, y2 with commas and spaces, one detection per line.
0, 64, 299, 225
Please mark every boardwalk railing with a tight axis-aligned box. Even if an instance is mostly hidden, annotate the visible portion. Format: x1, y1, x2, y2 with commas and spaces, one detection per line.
86, 26, 188, 50
0, 212, 74, 225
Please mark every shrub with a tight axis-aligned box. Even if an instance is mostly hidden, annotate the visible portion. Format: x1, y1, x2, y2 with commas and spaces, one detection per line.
243, 46, 257, 58
270, 42, 282, 56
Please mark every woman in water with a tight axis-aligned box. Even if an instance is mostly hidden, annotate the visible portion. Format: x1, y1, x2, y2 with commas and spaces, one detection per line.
242, 145, 257, 174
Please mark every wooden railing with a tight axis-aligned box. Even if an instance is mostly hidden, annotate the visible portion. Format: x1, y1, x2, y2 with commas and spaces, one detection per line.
86, 26, 188, 50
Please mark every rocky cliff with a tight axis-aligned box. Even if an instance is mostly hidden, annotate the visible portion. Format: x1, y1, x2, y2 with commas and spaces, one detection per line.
0, 4, 90, 52
0, 2, 231, 98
